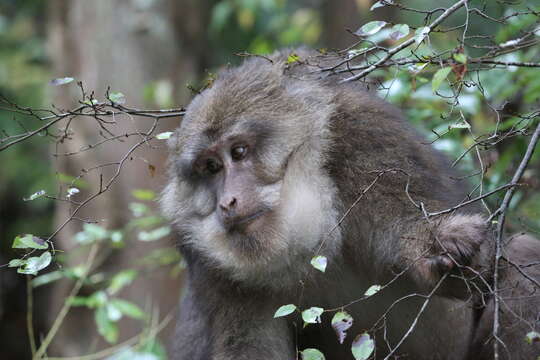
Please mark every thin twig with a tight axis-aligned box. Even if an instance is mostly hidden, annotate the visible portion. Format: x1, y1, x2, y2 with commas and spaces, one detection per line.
26, 276, 37, 357
383, 273, 449, 360
427, 183, 520, 217
492, 120, 540, 360
340, 0, 469, 83
33, 244, 99, 360
44, 311, 174, 360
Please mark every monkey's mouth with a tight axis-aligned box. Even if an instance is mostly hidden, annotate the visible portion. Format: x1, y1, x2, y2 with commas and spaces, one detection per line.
226, 209, 269, 232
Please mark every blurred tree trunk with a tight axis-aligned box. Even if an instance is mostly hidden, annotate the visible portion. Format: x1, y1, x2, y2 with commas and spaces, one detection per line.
322, 0, 397, 49
45, 0, 210, 356
322, 0, 361, 49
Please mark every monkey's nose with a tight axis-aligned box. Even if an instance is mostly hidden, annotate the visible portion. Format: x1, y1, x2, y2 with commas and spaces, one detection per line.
219, 196, 237, 211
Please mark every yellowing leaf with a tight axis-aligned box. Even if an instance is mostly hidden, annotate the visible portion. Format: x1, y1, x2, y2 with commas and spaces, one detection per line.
432, 67, 452, 93
287, 53, 301, 64
453, 53, 467, 64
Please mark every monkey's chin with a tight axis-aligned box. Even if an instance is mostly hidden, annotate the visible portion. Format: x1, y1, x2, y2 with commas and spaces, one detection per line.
228, 211, 267, 235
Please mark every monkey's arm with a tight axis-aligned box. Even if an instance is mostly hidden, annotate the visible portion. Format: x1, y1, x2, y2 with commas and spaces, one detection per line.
175, 272, 296, 360
397, 213, 492, 298
173, 285, 212, 360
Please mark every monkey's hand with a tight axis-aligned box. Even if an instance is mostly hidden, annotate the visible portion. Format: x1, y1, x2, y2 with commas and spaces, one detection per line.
413, 214, 492, 299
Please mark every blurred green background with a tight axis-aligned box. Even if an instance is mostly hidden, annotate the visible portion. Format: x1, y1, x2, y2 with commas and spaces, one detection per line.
0, 0, 538, 359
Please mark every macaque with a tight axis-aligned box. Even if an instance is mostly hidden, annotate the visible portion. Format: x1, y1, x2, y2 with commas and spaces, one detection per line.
161, 49, 538, 359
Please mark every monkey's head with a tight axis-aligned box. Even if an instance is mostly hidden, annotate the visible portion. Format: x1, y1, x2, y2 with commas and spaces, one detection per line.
161, 52, 342, 279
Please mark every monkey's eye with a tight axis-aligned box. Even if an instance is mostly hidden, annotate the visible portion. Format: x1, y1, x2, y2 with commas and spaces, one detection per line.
205, 158, 222, 174
231, 145, 248, 161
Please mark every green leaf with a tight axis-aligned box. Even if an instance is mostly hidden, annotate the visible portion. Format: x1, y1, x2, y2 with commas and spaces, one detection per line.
95, 306, 119, 343
287, 53, 301, 64
67, 265, 87, 279
351, 333, 375, 360
355, 21, 387, 36
12, 234, 48, 249
108, 270, 138, 295
408, 62, 428, 74
130, 202, 149, 217
57, 173, 89, 189
50, 77, 74, 86
138, 226, 171, 242
414, 26, 430, 44
274, 304, 297, 318
301, 348, 325, 360
526, 331, 540, 344
370, 1, 385, 10
106, 302, 123, 321
302, 307, 324, 324
110, 231, 124, 245
23, 190, 46, 201
332, 311, 354, 344
155, 131, 173, 140
86, 291, 108, 308
453, 53, 467, 64
110, 298, 145, 319
32, 270, 64, 287
370, 0, 394, 10
432, 67, 452, 93
66, 187, 80, 198
17, 251, 52, 275
364, 285, 382, 297
132, 189, 156, 201
68, 296, 90, 306
310, 255, 327, 273
389, 24, 409, 40
75, 223, 108, 244
8, 259, 26, 267
130, 215, 163, 229
449, 121, 471, 130
109, 92, 126, 104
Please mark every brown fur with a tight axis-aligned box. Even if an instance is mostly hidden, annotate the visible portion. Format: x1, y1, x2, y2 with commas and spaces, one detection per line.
161, 49, 538, 359
470, 233, 540, 359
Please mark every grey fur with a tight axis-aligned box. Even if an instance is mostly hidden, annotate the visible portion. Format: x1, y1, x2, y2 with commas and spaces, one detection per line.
161, 49, 539, 359
471, 233, 540, 359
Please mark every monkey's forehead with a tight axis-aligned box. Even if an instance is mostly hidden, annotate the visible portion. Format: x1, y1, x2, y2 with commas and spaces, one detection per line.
170, 50, 338, 158
175, 71, 302, 139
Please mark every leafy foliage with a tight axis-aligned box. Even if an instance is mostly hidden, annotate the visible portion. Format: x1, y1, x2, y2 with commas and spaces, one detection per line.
209, 0, 322, 60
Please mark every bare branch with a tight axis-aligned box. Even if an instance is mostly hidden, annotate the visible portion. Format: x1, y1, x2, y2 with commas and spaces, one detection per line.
492, 120, 540, 359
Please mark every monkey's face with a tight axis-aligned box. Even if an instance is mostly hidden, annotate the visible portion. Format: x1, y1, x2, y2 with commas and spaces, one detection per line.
161, 58, 342, 278
172, 116, 285, 253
